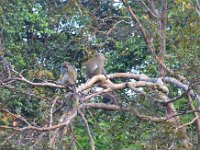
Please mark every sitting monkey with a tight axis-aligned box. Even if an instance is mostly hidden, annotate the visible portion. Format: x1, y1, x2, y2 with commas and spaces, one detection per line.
85, 53, 107, 79
59, 61, 77, 86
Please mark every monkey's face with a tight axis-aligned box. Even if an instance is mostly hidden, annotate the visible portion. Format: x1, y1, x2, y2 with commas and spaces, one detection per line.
62, 61, 70, 66
61, 62, 70, 75
63, 65, 68, 72
62, 62, 71, 69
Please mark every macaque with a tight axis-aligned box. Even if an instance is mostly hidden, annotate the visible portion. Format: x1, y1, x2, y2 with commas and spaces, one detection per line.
59, 61, 77, 86
85, 53, 107, 79
85, 53, 116, 104
0, 54, 12, 79
55, 62, 79, 114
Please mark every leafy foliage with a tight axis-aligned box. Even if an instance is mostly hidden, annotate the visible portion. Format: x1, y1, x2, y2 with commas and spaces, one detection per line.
0, 0, 199, 149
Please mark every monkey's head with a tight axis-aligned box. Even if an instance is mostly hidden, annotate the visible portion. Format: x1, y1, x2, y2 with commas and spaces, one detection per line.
62, 61, 71, 69
62, 61, 70, 66
61, 62, 70, 76
94, 53, 106, 61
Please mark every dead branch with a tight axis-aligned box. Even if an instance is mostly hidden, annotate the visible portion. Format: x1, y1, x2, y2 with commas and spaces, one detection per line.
85, 103, 166, 122
1, 109, 30, 126
82, 88, 112, 102
50, 96, 59, 127
122, 0, 186, 82
166, 110, 200, 121
0, 108, 78, 132
175, 116, 200, 131
164, 77, 200, 103
79, 111, 95, 150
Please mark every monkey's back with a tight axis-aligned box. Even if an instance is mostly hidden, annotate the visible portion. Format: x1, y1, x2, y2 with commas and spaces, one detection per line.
67, 66, 77, 85
85, 56, 106, 78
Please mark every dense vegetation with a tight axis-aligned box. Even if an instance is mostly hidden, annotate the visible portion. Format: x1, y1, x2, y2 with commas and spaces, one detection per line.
0, 0, 199, 149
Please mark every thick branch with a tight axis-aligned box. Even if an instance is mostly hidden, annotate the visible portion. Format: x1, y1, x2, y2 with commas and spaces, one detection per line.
78, 74, 168, 94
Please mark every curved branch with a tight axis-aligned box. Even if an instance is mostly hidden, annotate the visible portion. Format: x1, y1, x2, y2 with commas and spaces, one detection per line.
0, 108, 78, 132
78, 73, 168, 94
164, 77, 200, 103
122, 0, 149, 45
79, 111, 95, 150
122, 0, 186, 82
140, 0, 160, 18
85, 103, 166, 122
15, 77, 64, 88
102, 81, 168, 94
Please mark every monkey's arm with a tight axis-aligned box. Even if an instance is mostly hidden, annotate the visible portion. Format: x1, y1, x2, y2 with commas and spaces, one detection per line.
57, 73, 69, 85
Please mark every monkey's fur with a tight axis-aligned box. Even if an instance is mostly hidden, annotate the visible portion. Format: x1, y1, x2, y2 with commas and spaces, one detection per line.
55, 62, 79, 114
60, 61, 77, 86
85, 53, 107, 79
85, 53, 117, 104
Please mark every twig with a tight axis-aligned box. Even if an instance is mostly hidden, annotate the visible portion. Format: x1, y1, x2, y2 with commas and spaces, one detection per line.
175, 116, 200, 131
140, 0, 159, 18
50, 96, 59, 127
85, 103, 166, 122
32, 132, 47, 148
0, 108, 78, 132
166, 110, 200, 121
0, 133, 14, 147
79, 110, 95, 150
1, 109, 30, 126
83, 88, 112, 102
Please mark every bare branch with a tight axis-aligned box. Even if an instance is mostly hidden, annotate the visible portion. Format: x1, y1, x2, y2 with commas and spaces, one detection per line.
140, 0, 159, 18
102, 81, 168, 94
175, 116, 200, 131
1, 109, 30, 126
122, 0, 186, 82
196, 0, 200, 18
146, 0, 159, 17
166, 110, 200, 121
164, 77, 200, 103
78, 74, 168, 94
106, 20, 132, 37
83, 88, 112, 102
122, 0, 150, 46
77, 75, 110, 92
0, 108, 78, 132
85, 103, 166, 122
79, 111, 95, 150
50, 96, 59, 127
14, 76, 64, 88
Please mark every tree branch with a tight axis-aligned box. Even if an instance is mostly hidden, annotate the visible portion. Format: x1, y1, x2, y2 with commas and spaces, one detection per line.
79, 111, 95, 150
85, 103, 166, 122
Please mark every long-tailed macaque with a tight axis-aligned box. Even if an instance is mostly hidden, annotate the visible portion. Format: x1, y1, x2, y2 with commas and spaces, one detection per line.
0, 54, 11, 78
59, 61, 77, 86
85, 53, 107, 79
55, 62, 78, 114
85, 53, 116, 104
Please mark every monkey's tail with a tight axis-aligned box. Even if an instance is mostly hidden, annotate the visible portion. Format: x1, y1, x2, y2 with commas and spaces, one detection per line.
71, 85, 86, 113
